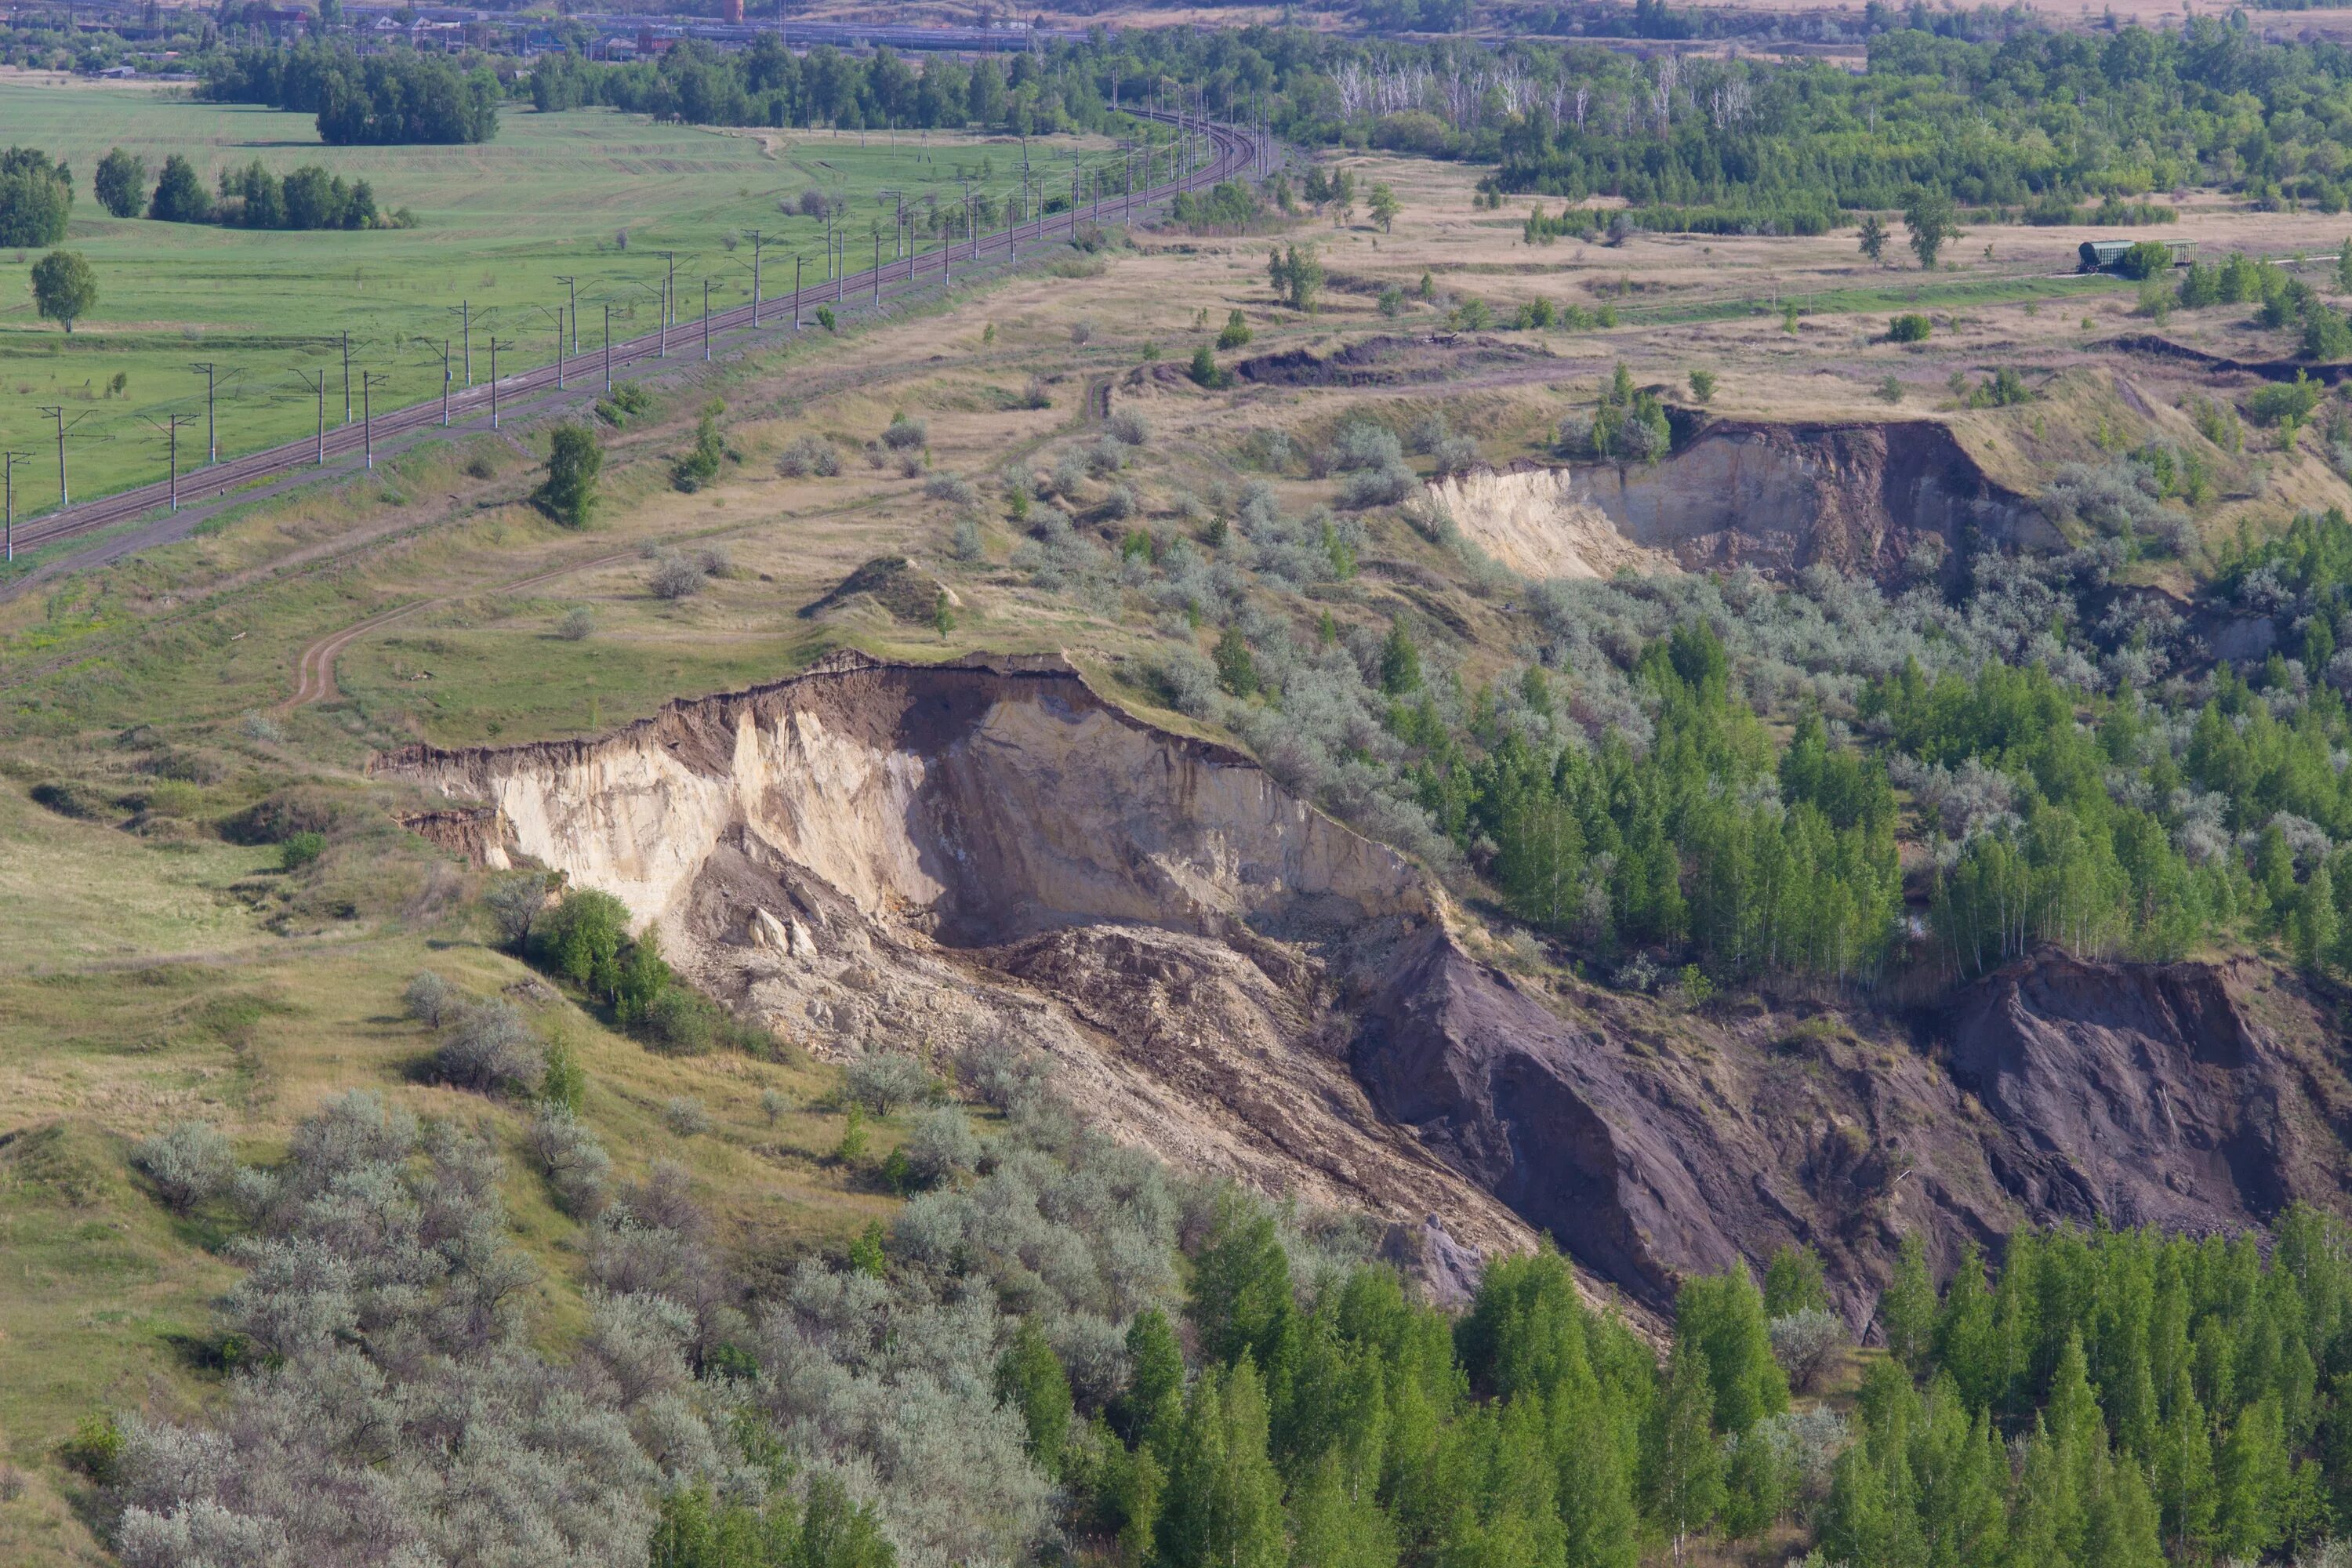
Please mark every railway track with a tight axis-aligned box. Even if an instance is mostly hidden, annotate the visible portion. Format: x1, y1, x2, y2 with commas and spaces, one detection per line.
4, 108, 1263, 564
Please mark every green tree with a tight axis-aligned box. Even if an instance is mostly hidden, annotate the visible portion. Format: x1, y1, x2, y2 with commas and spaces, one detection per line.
2337, 236, 2352, 296
1686, 368, 1715, 404
535, 422, 604, 527
1639, 1341, 1725, 1560
1191, 343, 1228, 390
1379, 618, 1421, 696
147, 154, 212, 223
1367, 183, 1399, 233
1904, 187, 1960, 269
1287, 1450, 1396, 1568
1881, 1232, 1938, 1377
795, 1473, 895, 1568
1675, 1270, 1788, 1436
2154, 1366, 2217, 1559
1189, 1190, 1296, 1372
1857, 212, 1888, 263
540, 1033, 587, 1113
998, 1319, 1076, 1477
1269, 244, 1324, 313
93, 147, 145, 219
1157, 1358, 1288, 1568
1215, 623, 1259, 697
2296, 861, 2338, 972
525, 887, 633, 995
1123, 1307, 1188, 1455
1217, 309, 1253, 350
2215, 1396, 2291, 1561
1762, 1244, 1829, 1317
30, 250, 97, 334
0, 147, 71, 246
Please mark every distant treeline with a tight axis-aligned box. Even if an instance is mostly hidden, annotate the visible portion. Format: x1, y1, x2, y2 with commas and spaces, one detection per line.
526, 35, 1147, 138
200, 42, 499, 144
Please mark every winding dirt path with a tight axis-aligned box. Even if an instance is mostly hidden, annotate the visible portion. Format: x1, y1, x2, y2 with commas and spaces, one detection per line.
281, 550, 637, 710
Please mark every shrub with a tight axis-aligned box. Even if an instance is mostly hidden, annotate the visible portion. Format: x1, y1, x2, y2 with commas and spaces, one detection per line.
64, 1412, 122, 1483
1767, 1308, 1846, 1392
278, 830, 327, 871
526, 887, 631, 993
595, 382, 652, 427
1886, 313, 1931, 343
650, 550, 705, 600
533, 423, 602, 528
925, 472, 976, 505
1216, 309, 1252, 349
777, 434, 841, 477
1689, 368, 1717, 403
760, 1087, 790, 1127
540, 1033, 586, 1114
904, 1106, 980, 1188
1340, 463, 1415, 510
2114, 238, 2176, 281
402, 970, 456, 1028
556, 606, 595, 641
662, 1096, 712, 1137
132, 1121, 234, 1212
1432, 435, 1479, 476
632, 986, 717, 1055
881, 413, 928, 451
484, 873, 547, 949
1332, 420, 1404, 472
529, 1103, 612, 1216
431, 999, 544, 1095
844, 1051, 931, 1116
1105, 408, 1149, 447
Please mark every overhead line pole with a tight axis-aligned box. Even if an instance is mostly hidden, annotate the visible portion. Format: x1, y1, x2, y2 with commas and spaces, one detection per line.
190, 361, 219, 464
2, 449, 26, 563
655, 252, 674, 357
294, 369, 325, 463
746, 230, 766, 326
488, 337, 511, 429
604, 304, 613, 390
340, 330, 353, 423
361, 370, 389, 469
555, 275, 579, 354
38, 405, 74, 506
140, 413, 194, 512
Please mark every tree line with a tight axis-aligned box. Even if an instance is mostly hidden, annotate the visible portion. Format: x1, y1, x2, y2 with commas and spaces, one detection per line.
200, 42, 499, 143
89, 145, 394, 230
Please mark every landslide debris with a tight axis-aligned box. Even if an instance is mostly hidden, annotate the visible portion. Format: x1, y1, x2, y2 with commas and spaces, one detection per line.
383, 654, 2352, 1314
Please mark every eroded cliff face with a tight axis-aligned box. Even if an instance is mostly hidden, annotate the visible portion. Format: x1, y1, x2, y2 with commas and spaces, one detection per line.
383, 656, 2352, 1316
383, 654, 1534, 1276
1439, 421, 2055, 585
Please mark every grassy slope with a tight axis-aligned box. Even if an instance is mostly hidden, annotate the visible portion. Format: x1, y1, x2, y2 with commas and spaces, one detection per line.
0, 75, 1123, 505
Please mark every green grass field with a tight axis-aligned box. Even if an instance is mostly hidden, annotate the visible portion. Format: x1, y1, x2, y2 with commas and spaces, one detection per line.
0, 75, 1125, 506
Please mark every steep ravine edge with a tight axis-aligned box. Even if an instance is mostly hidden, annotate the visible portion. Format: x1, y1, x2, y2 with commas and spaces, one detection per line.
377, 654, 2352, 1315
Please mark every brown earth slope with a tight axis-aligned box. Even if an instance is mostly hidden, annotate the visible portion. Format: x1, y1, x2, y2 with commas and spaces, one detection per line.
382, 655, 2352, 1315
